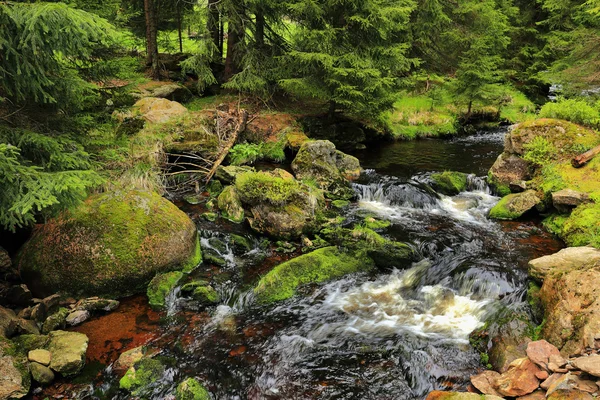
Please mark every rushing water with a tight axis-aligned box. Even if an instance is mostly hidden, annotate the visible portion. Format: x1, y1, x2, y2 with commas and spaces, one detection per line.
39, 128, 564, 400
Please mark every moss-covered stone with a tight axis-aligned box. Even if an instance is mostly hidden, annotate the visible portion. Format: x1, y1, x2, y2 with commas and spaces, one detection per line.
41, 308, 69, 334
12, 334, 50, 353
363, 217, 391, 230
18, 189, 200, 298
147, 271, 185, 310
119, 357, 165, 394
554, 203, 600, 247
202, 212, 218, 222
176, 378, 211, 400
0, 336, 31, 399
230, 234, 253, 254
191, 286, 220, 305
235, 171, 324, 239
48, 330, 88, 377
489, 190, 541, 220
430, 171, 469, 195
217, 186, 245, 223
206, 180, 223, 198
254, 246, 375, 303
331, 200, 350, 209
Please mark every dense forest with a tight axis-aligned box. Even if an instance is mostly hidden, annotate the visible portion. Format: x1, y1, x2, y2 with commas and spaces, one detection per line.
1, 1, 600, 399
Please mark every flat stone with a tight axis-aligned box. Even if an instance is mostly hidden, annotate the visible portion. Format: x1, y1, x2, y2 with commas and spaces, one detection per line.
14, 318, 40, 336
528, 247, 600, 280
66, 310, 90, 326
76, 298, 119, 312
471, 371, 502, 396
495, 357, 541, 397
517, 389, 546, 400
536, 370, 549, 380
28, 349, 51, 366
552, 189, 589, 210
571, 355, 600, 377
48, 330, 88, 376
527, 340, 565, 370
546, 373, 596, 397
542, 373, 565, 390
30, 361, 55, 385
547, 389, 594, 400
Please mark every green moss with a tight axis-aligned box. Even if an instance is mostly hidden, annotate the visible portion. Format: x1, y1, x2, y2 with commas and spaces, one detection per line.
543, 214, 568, 236
176, 378, 211, 400
331, 199, 350, 209
230, 234, 252, 253
235, 171, 307, 206
182, 236, 202, 273
147, 271, 184, 309
41, 308, 69, 334
487, 171, 511, 196
206, 180, 223, 198
430, 171, 468, 195
217, 186, 245, 223
254, 246, 375, 304
363, 217, 391, 230
191, 286, 220, 305
202, 212, 218, 222
12, 334, 50, 353
119, 358, 165, 393
561, 203, 600, 247
489, 196, 525, 220
489, 191, 540, 220
18, 189, 198, 298
527, 281, 544, 321
523, 136, 557, 166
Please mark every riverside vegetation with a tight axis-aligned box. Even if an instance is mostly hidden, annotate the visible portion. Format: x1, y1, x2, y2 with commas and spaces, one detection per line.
2, 0, 600, 399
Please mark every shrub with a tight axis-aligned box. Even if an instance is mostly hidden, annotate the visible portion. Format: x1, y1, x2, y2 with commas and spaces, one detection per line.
539, 98, 600, 128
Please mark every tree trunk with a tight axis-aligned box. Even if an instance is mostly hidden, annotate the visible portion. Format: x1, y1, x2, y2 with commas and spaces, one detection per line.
177, 5, 183, 53
255, 10, 265, 48
224, 18, 242, 82
207, 0, 221, 55
328, 100, 337, 121
144, 0, 159, 79
572, 144, 600, 168
219, 18, 224, 56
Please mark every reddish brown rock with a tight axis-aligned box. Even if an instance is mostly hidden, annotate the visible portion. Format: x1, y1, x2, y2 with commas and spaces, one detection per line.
495, 357, 541, 397
542, 373, 566, 390
547, 389, 594, 400
518, 390, 546, 400
536, 370, 549, 380
527, 340, 565, 370
425, 390, 503, 400
471, 371, 502, 397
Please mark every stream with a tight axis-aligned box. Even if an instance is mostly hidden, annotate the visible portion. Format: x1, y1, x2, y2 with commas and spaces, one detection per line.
38, 128, 563, 400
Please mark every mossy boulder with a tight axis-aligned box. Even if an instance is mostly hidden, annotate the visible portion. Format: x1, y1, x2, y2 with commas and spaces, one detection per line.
489, 190, 541, 220
18, 190, 201, 298
234, 171, 324, 239
157, 113, 220, 157
181, 281, 220, 305
430, 171, 469, 195
41, 308, 69, 334
217, 186, 245, 223
214, 165, 255, 185
132, 97, 188, 124
119, 357, 165, 395
176, 378, 211, 400
254, 246, 375, 303
48, 330, 88, 377
551, 203, 600, 247
0, 337, 30, 399
291, 140, 360, 198
147, 271, 185, 310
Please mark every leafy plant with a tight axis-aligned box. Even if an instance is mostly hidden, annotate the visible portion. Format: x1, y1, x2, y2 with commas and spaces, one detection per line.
539, 98, 600, 128
523, 136, 557, 166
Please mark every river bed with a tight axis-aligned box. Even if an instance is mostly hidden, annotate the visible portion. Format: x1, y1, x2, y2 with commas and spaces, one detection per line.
37, 129, 563, 400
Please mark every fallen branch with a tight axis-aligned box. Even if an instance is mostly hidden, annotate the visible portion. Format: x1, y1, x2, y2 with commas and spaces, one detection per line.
571, 144, 600, 168
205, 109, 248, 183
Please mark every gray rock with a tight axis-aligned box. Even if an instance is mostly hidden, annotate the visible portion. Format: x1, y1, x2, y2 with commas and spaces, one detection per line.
14, 318, 40, 336
552, 189, 590, 212
528, 247, 600, 280
76, 297, 119, 312
572, 355, 600, 377
48, 330, 88, 376
66, 310, 90, 326
30, 361, 54, 385
215, 165, 255, 185
0, 355, 28, 399
510, 180, 527, 193
489, 190, 541, 220
149, 84, 192, 103
489, 152, 532, 187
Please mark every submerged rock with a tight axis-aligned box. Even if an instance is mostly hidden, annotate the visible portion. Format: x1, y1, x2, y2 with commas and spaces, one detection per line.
119, 357, 165, 395
18, 189, 201, 298
489, 190, 541, 220
254, 246, 375, 303
176, 377, 211, 400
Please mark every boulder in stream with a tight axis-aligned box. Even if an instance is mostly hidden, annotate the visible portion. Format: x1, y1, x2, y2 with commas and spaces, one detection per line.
176, 377, 211, 400
489, 190, 541, 220
147, 271, 185, 310
18, 189, 202, 299
217, 186, 245, 223
430, 171, 469, 195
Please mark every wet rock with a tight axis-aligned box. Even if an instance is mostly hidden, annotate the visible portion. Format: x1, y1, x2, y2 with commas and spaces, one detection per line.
48, 330, 88, 376
76, 298, 119, 312
113, 346, 159, 374
552, 189, 590, 212
148, 83, 192, 103
41, 308, 69, 334
66, 310, 90, 326
132, 97, 188, 123
571, 355, 600, 377
430, 171, 469, 195
18, 189, 201, 299
425, 391, 503, 400
291, 140, 360, 198
181, 281, 220, 305
215, 165, 255, 185
487, 317, 532, 373
0, 305, 18, 338
147, 271, 185, 310
494, 357, 541, 397
119, 357, 165, 395
471, 370, 502, 396
29, 361, 54, 385
218, 186, 245, 223
229, 234, 253, 255
489, 190, 541, 220
529, 247, 600, 355
527, 340, 566, 371
6, 284, 33, 306
489, 152, 532, 190
28, 349, 51, 366
254, 246, 375, 303
176, 378, 211, 400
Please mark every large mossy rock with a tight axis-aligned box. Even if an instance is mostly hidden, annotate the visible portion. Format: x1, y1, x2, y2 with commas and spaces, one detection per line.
234, 171, 324, 239
18, 190, 201, 298
489, 190, 541, 220
176, 378, 211, 400
544, 203, 600, 248
132, 97, 188, 124
291, 140, 360, 198
253, 246, 375, 303
430, 171, 469, 195
217, 186, 245, 223
528, 247, 600, 355
119, 357, 165, 395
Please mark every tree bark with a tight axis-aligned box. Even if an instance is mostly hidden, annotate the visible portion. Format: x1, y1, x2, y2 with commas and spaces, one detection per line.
255, 10, 265, 48
572, 144, 600, 168
223, 18, 242, 81
328, 100, 337, 121
177, 5, 183, 53
207, 0, 221, 55
144, 0, 159, 79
